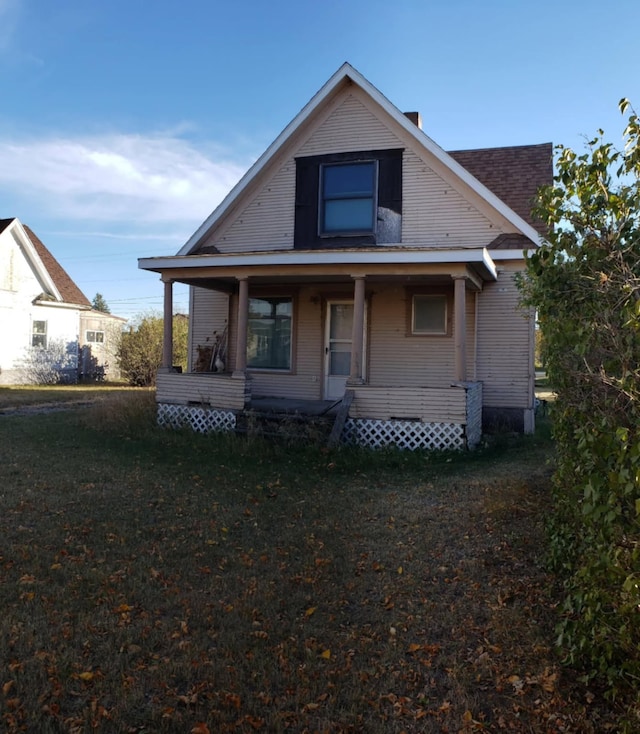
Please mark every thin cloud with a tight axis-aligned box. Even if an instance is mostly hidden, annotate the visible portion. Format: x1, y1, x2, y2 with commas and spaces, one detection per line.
0, 132, 249, 224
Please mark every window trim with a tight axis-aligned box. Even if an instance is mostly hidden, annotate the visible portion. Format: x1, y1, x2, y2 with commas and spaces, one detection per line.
31, 320, 47, 349
318, 160, 378, 237
406, 290, 452, 337
246, 293, 295, 373
86, 330, 105, 344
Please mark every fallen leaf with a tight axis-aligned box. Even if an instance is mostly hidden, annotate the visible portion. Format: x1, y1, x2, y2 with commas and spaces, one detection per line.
305, 606, 317, 617
320, 649, 331, 659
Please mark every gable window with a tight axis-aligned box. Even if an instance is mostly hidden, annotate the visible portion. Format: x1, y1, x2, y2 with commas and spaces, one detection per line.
247, 296, 292, 370
32, 320, 47, 348
86, 330, 105, 343
412, 295, 448, 335
320, 161, 376, 235
295, 148, 402, 249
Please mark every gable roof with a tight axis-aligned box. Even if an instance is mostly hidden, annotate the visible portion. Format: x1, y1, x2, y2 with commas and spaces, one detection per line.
0, 217, 91, 307
178, 63, 549, 256
449, 144, 552, 237
23, 225, 91, 307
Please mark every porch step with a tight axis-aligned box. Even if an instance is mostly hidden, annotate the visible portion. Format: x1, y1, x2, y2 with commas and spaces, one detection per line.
236, 410, 334, 444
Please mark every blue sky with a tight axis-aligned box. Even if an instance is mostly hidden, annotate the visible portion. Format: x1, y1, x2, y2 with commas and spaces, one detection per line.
1, 0, 638, 320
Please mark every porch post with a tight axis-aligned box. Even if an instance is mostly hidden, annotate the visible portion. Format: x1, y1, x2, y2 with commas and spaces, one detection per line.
454, 276, 467, 382
233, 276, 249, 378
161, 278, 173, 370
349, 275, 366, 383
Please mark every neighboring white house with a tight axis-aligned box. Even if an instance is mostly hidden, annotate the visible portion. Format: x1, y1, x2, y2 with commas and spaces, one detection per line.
0, 217, 126, 384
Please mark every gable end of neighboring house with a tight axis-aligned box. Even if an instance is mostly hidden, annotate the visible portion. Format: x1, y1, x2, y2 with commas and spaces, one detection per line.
139, 64, 552, 448
0, 218, 126, 384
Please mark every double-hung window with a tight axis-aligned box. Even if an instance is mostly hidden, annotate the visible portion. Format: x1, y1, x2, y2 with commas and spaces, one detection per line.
320, 161, 377, 235
32, 320, 47, 348
247, 296, 292, 370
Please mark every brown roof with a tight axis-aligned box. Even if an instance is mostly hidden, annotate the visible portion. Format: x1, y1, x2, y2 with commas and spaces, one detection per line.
23, 224, 92, 307
448, 143, 553, 238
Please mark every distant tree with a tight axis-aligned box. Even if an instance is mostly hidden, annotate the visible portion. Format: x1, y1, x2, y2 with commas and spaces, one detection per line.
117, 313, 188, 387
92, 293, 111, 313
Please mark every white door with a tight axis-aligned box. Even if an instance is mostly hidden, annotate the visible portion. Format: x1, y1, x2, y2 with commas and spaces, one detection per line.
324, 301, 366, 400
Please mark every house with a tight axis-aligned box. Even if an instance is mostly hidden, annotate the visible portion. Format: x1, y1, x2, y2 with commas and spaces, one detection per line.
139, 64, 552, 449
0, 217, 126, 384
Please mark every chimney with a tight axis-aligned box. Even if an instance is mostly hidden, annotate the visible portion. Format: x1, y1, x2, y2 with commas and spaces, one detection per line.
404, 111, 422, 130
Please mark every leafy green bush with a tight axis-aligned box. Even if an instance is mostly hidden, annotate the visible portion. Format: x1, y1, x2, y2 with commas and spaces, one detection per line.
519, 100, 640, 715
117, 313, 188, 386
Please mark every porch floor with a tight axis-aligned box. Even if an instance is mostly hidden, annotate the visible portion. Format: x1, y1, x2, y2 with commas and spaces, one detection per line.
248, 396, 341, 416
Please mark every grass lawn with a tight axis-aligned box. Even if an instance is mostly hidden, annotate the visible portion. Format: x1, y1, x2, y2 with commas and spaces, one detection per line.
0, 390, 616, 732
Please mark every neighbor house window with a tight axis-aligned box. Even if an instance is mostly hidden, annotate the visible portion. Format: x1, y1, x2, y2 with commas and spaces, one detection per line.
412, 295, 448, 335
320, 161, 377, 235
247, 296, 292, 370
86, 330, 105, 343
32, 320, 47, 348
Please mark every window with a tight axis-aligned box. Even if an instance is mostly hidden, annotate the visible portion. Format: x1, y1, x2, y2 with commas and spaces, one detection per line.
320, 161, 376, 235
294, 148, 402, 249
412, 295, 448, 335
32, 320, 47, 348
247, 296, 292, 370
86, 330, 105, 343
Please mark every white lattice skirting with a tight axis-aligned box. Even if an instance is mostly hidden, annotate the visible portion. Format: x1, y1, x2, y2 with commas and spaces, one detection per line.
157, 403, 236, 433
343, 418, 464, 451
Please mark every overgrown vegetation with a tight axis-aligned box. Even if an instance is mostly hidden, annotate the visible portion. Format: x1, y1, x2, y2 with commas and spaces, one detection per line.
18, 339, 78, 384
519, 99, 640, 725
117, 313, 188, 386
0, 391, 623, 732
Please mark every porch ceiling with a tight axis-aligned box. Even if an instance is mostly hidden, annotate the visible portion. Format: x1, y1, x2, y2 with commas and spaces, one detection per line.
139, 246, 497, 292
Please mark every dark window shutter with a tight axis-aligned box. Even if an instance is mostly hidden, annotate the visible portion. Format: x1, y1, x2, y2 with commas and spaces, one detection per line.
294, 158, 319, 247
378, 153, 402, 215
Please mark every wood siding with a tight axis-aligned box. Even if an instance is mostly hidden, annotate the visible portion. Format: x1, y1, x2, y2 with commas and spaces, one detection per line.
476, 262, 534, 409
368, 285, 475, 387
197, 87, 507, 255
189, 287, 230, 370
349, 385, 467, 422
156, 372, 247, 410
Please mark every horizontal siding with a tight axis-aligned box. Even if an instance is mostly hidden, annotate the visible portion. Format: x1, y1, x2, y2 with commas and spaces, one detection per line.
199, 85, 507, 255
402, 150, 499, 246
350, 386, 467, 422
156, 372, 247, 410
189, 288, 230, 370
476, 262, 533, 408
297, 92, 403, 156
205, 161, 296, 253
368, 285, 475, 387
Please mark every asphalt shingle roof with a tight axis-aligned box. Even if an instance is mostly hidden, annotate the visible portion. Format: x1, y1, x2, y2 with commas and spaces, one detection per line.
449, 142, 553, 238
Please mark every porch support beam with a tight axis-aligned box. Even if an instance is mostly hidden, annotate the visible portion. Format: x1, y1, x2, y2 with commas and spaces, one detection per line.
161, 278, 173, 370
233, 276, 249, 377
348, 275, 366, 384
454, 276, 467, 382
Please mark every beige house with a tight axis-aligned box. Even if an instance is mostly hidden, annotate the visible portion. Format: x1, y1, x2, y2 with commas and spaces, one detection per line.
139, 64, 551, 449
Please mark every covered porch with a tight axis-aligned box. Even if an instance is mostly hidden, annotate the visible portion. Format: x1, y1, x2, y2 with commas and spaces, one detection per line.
139, 247, 496, 449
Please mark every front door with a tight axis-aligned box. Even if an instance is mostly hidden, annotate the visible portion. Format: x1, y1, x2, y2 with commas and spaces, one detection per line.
324, 301, 366, 400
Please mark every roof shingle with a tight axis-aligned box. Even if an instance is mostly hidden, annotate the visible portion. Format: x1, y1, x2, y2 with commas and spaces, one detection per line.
449, 143, 553, 237
23, 225, 92, 307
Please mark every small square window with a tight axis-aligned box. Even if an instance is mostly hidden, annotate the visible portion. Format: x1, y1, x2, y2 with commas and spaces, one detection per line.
412, 295, 447, 335
86, 330, 105, 343
32, 320, 47, 348
320, 161, 376, 235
